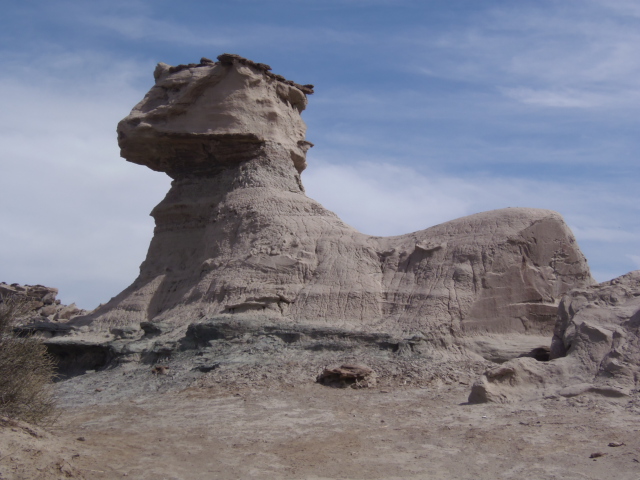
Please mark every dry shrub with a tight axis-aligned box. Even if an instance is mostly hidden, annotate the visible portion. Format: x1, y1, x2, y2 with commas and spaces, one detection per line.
0, 295, 57, 424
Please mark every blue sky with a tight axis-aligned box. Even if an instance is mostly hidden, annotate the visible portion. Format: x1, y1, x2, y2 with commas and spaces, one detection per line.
1, 0, 638, 308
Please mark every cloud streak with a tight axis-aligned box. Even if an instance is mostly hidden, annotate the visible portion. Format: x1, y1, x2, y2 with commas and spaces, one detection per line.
400, 1, 640, 112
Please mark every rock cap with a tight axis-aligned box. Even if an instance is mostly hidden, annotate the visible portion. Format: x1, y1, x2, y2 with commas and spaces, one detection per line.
118, 54, 314, 177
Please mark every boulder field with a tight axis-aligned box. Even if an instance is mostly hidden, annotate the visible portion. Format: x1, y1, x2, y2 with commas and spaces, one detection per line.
0, 282, 86, 325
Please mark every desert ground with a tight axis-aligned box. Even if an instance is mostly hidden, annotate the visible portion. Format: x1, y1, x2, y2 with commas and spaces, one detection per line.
2, 360, 640, 480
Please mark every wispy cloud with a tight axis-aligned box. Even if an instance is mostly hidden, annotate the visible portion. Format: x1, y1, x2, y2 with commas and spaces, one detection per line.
570, 227, 637, 243
589, 0, 640, 18
82, 11, 369, 49
402, 2, 640, 110
87, 14, 234, 46
501, 88, 607, 109
629, 255, 640, 269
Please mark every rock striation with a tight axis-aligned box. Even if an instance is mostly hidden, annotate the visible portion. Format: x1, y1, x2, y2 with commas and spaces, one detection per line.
71, 54, 593, 357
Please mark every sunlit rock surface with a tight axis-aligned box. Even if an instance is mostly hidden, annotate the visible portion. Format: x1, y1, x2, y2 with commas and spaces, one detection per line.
469, 271, 640, 403
75, 54, 593, 349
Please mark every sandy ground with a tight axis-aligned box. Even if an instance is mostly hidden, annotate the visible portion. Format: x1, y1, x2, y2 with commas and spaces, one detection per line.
3, 368, 640, 480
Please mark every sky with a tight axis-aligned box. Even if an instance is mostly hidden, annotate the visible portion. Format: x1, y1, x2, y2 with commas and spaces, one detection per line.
0, 0, 638, 309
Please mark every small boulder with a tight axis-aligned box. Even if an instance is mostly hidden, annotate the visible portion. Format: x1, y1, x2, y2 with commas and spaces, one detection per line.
317, 364, 376, 388
55, 303, 82, 320
151, 365, 169, 375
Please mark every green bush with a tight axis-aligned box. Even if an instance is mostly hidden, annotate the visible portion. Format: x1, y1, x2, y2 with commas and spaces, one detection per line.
0, 295, 57, 424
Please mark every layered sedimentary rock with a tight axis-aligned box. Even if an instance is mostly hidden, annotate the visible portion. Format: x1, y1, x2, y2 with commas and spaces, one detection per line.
469, 271, 640, 403
74, 54, 593, 347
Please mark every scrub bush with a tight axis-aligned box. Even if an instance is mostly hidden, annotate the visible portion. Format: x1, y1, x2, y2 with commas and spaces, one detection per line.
0, 295, 57, 424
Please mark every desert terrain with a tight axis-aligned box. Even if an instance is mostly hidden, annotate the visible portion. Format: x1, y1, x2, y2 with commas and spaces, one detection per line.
2, 358, 640, 480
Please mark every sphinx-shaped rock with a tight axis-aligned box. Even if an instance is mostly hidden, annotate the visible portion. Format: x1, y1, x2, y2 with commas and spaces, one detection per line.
74, 54, 593, 352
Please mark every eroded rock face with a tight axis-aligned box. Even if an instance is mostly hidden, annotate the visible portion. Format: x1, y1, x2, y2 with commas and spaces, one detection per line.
117, 54, 313, 177
551, 270, 640, 389
469, 271, 640, 403
75, 54, 593, 347
552, 270, 640, 366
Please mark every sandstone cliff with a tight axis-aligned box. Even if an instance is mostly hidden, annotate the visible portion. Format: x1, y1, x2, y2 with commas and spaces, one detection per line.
71, 54, 593, 352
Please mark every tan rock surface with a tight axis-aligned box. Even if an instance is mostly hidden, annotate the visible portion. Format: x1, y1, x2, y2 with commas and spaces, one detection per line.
118, 54, 312, 177
469, 270, 640, 403
0, 282, 86, 325
74, 54, 592, 351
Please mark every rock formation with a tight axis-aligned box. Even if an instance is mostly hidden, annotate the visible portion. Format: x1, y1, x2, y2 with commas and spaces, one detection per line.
0, 282, 86, 324
469, 270, 640, 403
70, 53, 593, 355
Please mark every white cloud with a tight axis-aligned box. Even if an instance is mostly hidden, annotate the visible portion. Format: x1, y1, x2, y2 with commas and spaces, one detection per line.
589, 0, 640, 18
629, 255, 640, 269
303, 161, 470, 236
501, 87, 606, 109
87, 14, 233, 46
81, 9, 368, 50
404, 2, 640, 110
0, 50, 170, 308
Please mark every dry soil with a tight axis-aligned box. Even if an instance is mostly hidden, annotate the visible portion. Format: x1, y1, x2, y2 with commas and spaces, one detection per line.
2, 364, 640, 480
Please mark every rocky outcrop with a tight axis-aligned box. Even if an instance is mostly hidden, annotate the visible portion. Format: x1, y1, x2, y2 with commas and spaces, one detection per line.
469, 271, 640, 403
551, 270, 640, 368
0, 282, 86, 323
70, 54, 592, 358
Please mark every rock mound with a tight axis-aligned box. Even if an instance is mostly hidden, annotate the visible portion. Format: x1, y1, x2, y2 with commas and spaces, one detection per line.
70, 54, 592, 354
0, 282, 86, 323
469, 270, 640, 403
